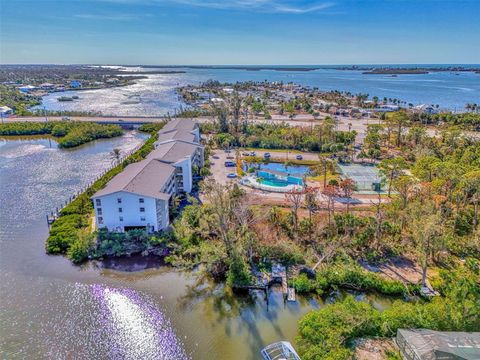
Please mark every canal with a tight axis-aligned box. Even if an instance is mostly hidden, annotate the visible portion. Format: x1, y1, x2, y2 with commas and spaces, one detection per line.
0, 134, 392, 359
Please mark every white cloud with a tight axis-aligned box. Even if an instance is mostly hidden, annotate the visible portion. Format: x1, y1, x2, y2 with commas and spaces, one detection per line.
93, 0, 335, 14
74, 13, 147, 20
272, 2, 335, 13
172, 0, 335, 13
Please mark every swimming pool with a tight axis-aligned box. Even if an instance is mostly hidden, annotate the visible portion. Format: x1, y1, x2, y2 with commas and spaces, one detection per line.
258, 178, 289, 187
257, 170, 304, 186
257, 163, 310, 175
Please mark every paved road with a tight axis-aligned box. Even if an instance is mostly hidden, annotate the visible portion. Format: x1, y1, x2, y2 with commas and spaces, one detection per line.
6, 115, 477, 141
8, 114, 372, 141
5, 115, 174, 124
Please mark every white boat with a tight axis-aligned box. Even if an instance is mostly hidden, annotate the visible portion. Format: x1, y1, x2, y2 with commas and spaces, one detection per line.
261, 341, 301, 360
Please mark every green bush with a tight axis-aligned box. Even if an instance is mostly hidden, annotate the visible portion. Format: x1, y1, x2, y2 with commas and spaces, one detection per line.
46, 214, 87, 253
316, 262, 414, 296
297, 296, 380, 360
138, 122, 167, 133
67, 234, 93, 263
293, 260, 416, 298
0, 121, 53, 136
297, 266, 480, 359
226, 253, 253, 287
292, 273, 316, 293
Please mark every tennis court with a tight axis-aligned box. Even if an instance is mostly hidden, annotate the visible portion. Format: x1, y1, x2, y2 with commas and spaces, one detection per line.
338, 163, 383, 191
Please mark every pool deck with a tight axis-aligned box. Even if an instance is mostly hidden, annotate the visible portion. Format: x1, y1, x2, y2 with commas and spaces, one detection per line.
208, 149, 391, 208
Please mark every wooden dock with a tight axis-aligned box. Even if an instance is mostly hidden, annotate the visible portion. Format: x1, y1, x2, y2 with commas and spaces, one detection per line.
287, 287, 296, 302
272, 262, 296, 302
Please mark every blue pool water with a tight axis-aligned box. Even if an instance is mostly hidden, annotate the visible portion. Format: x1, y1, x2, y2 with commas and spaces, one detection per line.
258, 178, 289, 187
257, 163, 310, 175
257, 170, 304, 186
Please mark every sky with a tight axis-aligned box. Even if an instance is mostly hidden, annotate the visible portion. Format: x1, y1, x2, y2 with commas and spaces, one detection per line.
0, 0, 479, 65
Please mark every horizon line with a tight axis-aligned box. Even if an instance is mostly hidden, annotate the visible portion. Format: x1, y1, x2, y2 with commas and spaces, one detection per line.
1, 63, 480, 67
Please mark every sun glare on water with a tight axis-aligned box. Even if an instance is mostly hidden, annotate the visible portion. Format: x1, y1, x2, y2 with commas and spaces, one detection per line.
92, 285, 190, 360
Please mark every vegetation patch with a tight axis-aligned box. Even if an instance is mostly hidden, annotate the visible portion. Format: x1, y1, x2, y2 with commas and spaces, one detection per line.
292, 260, 418, 297
297, 262, 480, 360
0, 85, 41, 115
208, 121, 356, 153
0, 121, 123, 148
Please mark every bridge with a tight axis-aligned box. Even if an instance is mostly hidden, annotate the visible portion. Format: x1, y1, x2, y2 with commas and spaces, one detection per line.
6, 115, 175, 125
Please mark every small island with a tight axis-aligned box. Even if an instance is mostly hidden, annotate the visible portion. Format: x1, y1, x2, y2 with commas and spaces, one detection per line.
0, 121, 124, 148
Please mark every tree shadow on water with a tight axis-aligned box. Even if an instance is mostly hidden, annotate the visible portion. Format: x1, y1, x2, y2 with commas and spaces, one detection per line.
177, 273, 292, 359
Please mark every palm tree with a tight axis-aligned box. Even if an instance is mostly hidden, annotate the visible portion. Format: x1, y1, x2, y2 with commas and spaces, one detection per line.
317, 154, 334, 189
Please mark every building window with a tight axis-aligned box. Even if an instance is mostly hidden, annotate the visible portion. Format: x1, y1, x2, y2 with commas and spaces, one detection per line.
140, 217, 146, 221
119, 216, 123, 222
139, 198, 144, 203
117, 198, 122, 204
98, 217, 103, 224
95, 199, 101, 206
140, 207, 145, 212
97, 208, 102, 215
118, 207, 123, 213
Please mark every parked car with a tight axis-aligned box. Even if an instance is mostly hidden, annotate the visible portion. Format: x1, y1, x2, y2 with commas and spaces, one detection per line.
226, 155, 235, 159
242, 152, 250, 156
225, 149, 231, 153
250, 151, 256, 156
227, 173, 237, 179
296, 154, 303, 160
62, 116, 71, 121
224, 161, 236, 167
264, 153, 271, 159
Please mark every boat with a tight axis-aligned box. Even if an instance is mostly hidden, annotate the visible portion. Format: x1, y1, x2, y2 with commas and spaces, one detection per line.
57, 96, 74, 102
261, 341, 301, 360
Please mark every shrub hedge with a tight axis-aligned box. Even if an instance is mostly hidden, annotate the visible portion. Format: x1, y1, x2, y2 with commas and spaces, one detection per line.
292, 261, 418, 297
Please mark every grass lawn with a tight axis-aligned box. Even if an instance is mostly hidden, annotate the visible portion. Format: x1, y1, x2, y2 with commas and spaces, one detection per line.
308, 172, 339, 182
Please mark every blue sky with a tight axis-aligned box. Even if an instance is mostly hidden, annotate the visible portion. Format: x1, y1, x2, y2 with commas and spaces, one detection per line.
1, 0, 479, 64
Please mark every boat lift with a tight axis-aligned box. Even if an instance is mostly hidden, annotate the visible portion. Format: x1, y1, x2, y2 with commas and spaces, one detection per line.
261, 341, 301, 360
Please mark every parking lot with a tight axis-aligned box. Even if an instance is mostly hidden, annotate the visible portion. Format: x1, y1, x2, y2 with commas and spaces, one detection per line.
242, 149, 319, 162
209, 150, 239, 185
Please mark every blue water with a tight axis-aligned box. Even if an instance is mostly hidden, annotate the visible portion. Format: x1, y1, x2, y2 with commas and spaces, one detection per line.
258, 178, 289, 187
258, 162, 310, 175
35, 65, 480, 115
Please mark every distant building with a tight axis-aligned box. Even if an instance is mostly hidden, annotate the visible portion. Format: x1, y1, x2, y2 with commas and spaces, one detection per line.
413, 104, 437, 114
396, 329, 480, 360
39, 83, 55, 90
91, 119, 203, 233
18, 85, 36, 93
374, 104, 400, 112
0, 106, 13, 117
210, 97, 225, 103
70, 80, 82, 88
328, 107, 349, 116
105, 78, 120, 84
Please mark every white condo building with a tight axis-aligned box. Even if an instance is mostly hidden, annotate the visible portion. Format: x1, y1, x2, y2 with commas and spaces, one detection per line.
91, 119, 203, 232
